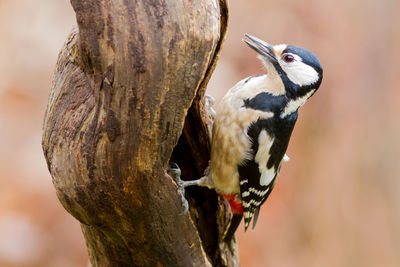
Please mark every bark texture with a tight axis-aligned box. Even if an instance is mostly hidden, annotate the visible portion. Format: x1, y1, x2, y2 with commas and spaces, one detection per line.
42, 0, 237, 266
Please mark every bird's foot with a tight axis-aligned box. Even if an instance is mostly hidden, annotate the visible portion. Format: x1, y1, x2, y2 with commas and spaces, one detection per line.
182, 173, 214, 189
205, 95, 216, 119
168, 163, 192, 215
168, 163, 215, 214
168, 163, 189, 215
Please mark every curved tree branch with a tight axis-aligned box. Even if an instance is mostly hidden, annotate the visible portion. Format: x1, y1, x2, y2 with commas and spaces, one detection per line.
42, 0, 237, 266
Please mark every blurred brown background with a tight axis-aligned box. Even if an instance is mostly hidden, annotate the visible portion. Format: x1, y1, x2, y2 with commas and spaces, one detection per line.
0, 0, 399, 266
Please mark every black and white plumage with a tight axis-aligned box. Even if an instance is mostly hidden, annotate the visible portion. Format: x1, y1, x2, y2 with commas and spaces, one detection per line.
169, 34, 323, 242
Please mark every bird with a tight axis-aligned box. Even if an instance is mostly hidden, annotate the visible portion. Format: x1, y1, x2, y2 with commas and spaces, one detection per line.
168, 33, 323, 243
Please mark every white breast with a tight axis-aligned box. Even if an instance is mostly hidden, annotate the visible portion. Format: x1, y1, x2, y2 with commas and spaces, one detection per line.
210, 75, 277, 195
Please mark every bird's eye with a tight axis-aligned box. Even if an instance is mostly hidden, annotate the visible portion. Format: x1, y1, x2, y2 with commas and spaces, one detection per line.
283, 54, 294, 63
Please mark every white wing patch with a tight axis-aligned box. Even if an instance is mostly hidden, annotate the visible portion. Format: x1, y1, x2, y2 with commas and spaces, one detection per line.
248, 187, 270, 196
239, 179, 248, 185
242, 199, 262, 208
254, 130, 276, 186
241, 187, 270, 200
260, 168, 276, 186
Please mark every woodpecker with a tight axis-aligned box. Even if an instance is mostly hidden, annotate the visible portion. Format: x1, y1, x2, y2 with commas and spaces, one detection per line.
169, 34, 323, 242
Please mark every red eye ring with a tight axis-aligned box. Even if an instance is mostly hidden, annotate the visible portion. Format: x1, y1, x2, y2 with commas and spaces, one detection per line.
283, 54, 294, 63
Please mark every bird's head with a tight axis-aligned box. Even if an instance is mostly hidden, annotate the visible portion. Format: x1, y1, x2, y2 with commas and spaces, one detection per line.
243, 34, 323, 98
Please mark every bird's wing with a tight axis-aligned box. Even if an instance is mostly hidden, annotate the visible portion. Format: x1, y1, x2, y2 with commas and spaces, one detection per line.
237, 90, 299, 230
238, 118, 278, 230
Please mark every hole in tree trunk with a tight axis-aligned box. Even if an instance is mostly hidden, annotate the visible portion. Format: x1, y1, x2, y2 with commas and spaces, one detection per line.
169, 105, 225, 264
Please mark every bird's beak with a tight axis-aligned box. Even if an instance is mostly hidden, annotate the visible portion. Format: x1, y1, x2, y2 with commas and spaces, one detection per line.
243, 34, 277, 63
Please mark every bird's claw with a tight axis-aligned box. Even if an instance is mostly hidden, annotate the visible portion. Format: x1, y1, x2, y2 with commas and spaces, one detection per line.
168, 163, 181, 181
205, 95, 215, 106
205, 95, 216, 119
178, 187, 189, 215
168, 163, 189, 215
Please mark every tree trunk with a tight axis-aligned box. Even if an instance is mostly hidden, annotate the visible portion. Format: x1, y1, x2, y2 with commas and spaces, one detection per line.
42, 0, 237, 266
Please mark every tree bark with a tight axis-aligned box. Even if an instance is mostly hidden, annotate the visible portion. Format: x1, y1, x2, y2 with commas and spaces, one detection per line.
42, 0, 237, 266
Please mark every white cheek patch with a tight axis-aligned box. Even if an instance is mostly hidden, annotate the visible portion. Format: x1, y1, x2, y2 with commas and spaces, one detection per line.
283, 61, 319, 86
279, 54, 319, 86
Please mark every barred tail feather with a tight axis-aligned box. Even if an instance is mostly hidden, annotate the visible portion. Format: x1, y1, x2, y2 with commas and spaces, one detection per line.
252, 207, 260, 229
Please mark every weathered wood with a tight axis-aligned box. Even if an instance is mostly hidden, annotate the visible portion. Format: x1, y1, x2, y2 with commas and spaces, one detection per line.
42, 0, 237, 266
